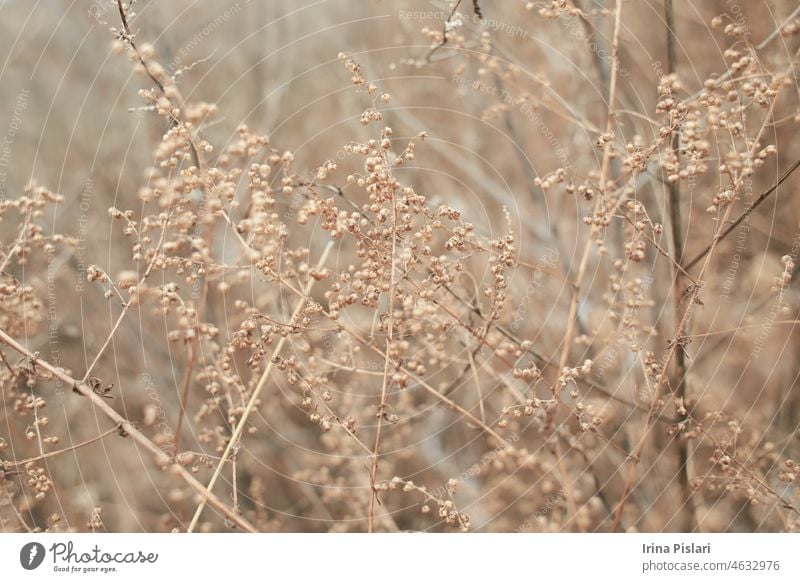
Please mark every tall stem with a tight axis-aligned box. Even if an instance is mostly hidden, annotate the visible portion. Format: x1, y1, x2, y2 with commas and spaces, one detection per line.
665, 0, 695, 531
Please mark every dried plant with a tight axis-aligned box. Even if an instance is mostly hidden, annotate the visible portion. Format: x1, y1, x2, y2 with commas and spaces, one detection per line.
1, 0, 799, 533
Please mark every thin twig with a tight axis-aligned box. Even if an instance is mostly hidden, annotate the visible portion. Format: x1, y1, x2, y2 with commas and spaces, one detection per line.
0, 328, 256, 532
81, 211, 172, 383
685, 159, 800, 271
115, 0, 203, 170
558, 0, 624, 373
755, 4, 800, 51
611, 81, 784, 532
186, 241, 334, 532
0, 209, 31, 275
425, 0, 465, 63
4, 425, 120, 467
618, 212, 696, 284
368, 163, 399, 533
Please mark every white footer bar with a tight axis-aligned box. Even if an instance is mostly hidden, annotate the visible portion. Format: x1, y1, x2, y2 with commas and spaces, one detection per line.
1, 533, 797, 581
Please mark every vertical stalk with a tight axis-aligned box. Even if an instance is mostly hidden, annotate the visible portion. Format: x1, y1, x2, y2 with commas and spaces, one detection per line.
368, 170, 398, 533
664, 0, 696, 531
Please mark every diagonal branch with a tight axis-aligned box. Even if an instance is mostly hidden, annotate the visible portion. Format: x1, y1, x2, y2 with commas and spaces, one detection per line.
0, 328, 256, 532
685, 159, 800, 271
